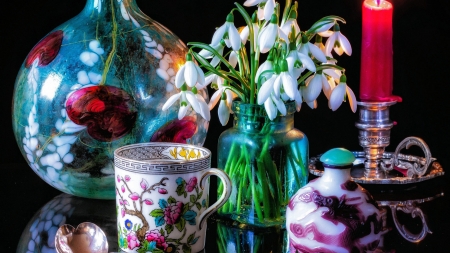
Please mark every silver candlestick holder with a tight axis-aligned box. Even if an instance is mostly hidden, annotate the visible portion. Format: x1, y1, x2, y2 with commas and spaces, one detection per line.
309, 101, 445, 184
355, 101, 396, 178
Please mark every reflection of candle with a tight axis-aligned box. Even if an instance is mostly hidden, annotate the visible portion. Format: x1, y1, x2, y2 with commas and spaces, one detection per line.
360, 0, 401, 102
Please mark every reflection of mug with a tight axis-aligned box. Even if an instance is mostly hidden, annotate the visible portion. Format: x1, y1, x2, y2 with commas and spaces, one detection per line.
114, 142, 231, 253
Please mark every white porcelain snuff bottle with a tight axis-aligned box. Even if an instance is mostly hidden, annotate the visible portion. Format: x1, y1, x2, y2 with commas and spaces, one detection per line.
286, 148, 383, 253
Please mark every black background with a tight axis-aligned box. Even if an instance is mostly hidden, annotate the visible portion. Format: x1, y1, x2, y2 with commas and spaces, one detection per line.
2, 0, 450, 252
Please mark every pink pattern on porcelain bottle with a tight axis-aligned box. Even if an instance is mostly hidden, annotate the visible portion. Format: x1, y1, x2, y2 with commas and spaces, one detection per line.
286, 148, 383, 253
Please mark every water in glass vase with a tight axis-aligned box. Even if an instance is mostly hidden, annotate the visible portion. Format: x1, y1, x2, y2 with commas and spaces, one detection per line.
217, 101, 309, 228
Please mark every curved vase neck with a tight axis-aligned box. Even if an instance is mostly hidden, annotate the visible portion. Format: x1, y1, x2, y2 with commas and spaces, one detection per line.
321, 167, 351, 185
83, 0, 138, 14
232, 102, 295, 133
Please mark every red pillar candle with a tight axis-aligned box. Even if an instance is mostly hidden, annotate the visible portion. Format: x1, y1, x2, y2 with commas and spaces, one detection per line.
360, 0, 401, 102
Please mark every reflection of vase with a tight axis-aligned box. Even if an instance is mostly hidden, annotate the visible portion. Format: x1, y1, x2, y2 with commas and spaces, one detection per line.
12, 0, 208, 199
286, 148, 383, 252
217, 101, 308, 228
17, 193, 117, 252
216, 221, 288, 253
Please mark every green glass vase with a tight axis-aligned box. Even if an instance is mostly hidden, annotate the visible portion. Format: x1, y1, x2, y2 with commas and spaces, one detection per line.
12, 0, 209, 199
217, 101, 308, 227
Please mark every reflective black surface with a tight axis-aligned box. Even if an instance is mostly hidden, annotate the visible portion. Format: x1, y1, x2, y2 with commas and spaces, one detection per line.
3, 161, 450, 252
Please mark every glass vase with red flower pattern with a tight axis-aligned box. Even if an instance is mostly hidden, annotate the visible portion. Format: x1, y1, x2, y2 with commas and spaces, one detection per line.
12, 0, 209, 199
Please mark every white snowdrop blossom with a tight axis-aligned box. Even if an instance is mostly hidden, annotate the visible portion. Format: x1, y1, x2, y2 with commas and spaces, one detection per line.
280, 8, 300, 37
192, 86, 211, 121
258, 14, 288, 53
329, 75, 357, 112
325, 24, 352, 56
175, 54, 205, 88
244, 0, 276, 21
286, 47, 316, 79
255, 55, 274, 84
298, 34, 327, 63
264, 94, 287, 120
302, 71, 327, 103
257, 70, 279, 105
211, 13, 242, 51
240, 14, 260, 48
162, 84, 206, 120
218, 93, 232, 126
199, 40, 226, 67
273, 60, 297, 101
208, 77, 237, 111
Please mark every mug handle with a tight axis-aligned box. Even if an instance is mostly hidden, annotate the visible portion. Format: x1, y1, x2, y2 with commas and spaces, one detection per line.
197, 168, 231, 230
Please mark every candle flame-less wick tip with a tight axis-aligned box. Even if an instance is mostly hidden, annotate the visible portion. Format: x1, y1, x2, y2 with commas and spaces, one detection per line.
376, 0, 382, 6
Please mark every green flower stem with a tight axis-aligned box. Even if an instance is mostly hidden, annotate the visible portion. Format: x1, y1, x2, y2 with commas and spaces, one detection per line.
216, 226, 228, 253
234, 2, 257, 104
188, 43, 249, 88
288, 154, 301, 189
250, 165, 265, 221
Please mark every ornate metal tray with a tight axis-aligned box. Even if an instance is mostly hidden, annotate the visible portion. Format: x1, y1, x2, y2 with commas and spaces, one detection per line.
309, 151, 444, 184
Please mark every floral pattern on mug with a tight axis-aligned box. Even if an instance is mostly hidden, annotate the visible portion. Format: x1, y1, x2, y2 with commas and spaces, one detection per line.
116, 174, 204, 253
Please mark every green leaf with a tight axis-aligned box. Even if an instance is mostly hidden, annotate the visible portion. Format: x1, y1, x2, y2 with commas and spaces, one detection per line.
195, 202, 202, 211
137, 241, 148, 253
153, 249, 165, 253
160, 228, 165, 236
190, 194, 196, 203
175, 217, 186, 232
176, 183, 186, 196
182, 202, 189, 214
187, 232, 196, 244
165, 224, 174, 234
168, 196, 177, 204
197, 191, 203, 199
150, 209, 164, 217
184, 192, 187, 198
182, 244, 192, 253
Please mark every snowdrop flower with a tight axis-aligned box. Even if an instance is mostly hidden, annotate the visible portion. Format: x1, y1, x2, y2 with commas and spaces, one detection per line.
286, 45, 316, 79
244, 0, 276, 21
314, 35, 326, 54
218, 93, 232, 126
255, 52, 274, 84
280, 8, 300, 38
329, 75, 357, 112
211, 13, 241, 51
162, 84, 206, 120
240, 13, 259, 48
191, 86, 211, 121
257, 68, 279, 105
302, 71, 327, 103
264, 94, 286, 120
258, 14, 288, 53
229, 51, 238, 68
293, 88, 303, 112
199, 40, 226, 67
175, 54, 205, 88
273, 59, 297, 100
208, 78, 237, 111
298, 34, 327, 63
325, 24, 352, 56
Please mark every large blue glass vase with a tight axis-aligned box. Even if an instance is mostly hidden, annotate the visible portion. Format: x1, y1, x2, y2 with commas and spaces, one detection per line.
12, 0, 209, 199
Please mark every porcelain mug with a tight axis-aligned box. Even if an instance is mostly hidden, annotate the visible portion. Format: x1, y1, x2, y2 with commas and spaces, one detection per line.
114, 142, 231, 253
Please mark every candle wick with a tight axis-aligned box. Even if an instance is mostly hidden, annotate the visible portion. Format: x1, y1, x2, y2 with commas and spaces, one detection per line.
376, 0, 381, 6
